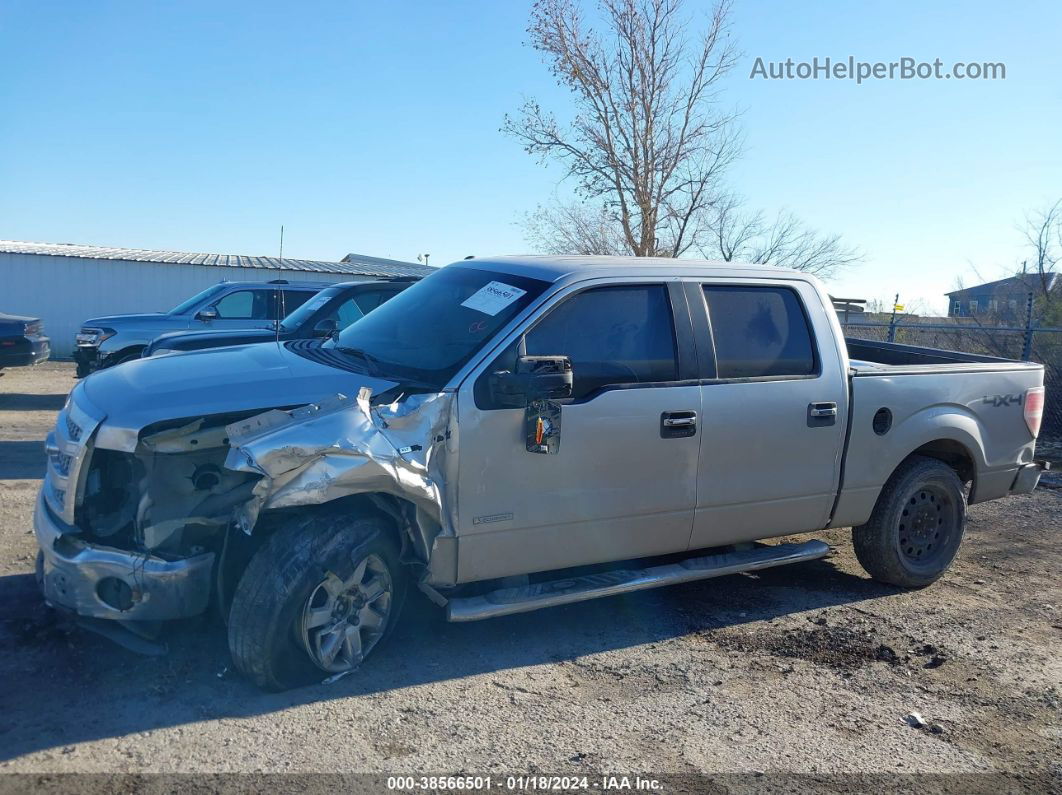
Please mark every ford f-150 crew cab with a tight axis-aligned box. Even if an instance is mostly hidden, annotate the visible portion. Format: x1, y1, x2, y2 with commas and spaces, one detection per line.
35, 256, 1047, 690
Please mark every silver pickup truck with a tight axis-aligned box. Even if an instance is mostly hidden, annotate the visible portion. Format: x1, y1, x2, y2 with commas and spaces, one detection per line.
35, 256, 1047, 690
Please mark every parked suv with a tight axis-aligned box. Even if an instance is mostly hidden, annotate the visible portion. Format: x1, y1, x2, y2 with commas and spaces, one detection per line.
143, 278, 418, 358
74, 279, 332, 376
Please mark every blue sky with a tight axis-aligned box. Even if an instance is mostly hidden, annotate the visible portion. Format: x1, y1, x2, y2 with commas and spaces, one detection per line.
1, 0, 1059, 312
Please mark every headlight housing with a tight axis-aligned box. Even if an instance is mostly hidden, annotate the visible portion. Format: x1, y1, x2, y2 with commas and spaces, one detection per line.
75, 327, 115, 347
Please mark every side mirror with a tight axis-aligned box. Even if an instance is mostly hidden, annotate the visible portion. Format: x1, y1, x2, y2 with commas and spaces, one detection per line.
312, 318, 339, 339
196, 307, 218, 321
490, 355, 573, 408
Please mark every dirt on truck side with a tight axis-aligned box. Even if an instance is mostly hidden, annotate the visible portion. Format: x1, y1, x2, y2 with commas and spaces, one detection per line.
0, 362, 1060, 790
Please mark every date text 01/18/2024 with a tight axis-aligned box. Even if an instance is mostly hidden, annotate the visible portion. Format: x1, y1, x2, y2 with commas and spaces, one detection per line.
386, 775, 664, 791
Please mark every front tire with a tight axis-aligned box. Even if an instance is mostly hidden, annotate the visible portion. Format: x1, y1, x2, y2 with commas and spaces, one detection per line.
228, 510, 406, 691
853, 455, 967, 588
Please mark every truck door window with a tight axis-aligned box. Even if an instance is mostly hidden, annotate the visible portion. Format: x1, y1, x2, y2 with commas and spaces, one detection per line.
525, 285, 678, 400
703, 285, 816, 378
281, 290, 314, 317
213, 290, 271, 320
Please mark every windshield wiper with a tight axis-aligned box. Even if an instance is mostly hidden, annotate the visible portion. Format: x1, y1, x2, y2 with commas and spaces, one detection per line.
335, 346, 382, 376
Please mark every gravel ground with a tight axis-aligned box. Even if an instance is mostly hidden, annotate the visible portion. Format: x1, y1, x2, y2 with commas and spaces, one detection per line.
0, 362, 1059, 790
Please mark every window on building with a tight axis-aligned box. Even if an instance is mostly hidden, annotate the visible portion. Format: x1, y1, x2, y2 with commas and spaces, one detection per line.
703, 285, 816, 379
969, 299, 979, 314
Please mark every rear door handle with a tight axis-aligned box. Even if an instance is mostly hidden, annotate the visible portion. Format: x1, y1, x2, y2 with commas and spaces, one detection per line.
808, 401, 839, 427
661, 410, 697, 438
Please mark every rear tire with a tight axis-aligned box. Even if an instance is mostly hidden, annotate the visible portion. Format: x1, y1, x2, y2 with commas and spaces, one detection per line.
228, 510, 406, 691
853, 455, 967, 588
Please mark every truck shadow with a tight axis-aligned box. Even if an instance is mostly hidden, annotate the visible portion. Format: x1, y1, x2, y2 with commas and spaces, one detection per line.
0, 441, 45, 479
0, 552, 900, 762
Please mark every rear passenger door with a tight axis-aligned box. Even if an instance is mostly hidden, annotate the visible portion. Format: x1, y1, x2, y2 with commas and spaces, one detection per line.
687, 280, 847, 548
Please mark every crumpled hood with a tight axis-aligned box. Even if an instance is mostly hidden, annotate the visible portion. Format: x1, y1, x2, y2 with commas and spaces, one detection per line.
84, 341, 397, 451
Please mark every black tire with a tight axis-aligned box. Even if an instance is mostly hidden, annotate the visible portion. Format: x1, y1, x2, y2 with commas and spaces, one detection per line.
228, 510, 406, 691
853, 455, 967, 588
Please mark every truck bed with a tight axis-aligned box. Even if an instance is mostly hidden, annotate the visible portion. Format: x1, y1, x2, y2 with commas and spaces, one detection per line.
845, 338, 1043, 376
831, 337, 1044, 530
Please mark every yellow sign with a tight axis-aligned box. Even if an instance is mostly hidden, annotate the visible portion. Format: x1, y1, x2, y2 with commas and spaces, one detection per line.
894, 304, 905, 311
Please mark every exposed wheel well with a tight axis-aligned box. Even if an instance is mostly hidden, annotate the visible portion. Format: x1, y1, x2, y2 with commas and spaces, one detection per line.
217, 494, 416, 622
907, 439, 975, 485
112, 345, 146, 364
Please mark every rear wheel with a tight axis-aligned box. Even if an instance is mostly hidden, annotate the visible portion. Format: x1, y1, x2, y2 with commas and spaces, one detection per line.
853, 455, 967, 588
228, 510, 406, 691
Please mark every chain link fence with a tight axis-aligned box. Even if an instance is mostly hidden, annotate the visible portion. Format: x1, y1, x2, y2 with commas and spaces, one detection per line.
841, 318, 1062, 438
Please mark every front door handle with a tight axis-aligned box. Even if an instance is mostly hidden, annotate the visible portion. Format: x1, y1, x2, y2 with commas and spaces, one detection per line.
661, 410, 697, 438
808, 401, 839, 427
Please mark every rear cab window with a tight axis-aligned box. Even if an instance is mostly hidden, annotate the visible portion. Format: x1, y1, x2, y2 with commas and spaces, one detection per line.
281, 290, 316, 317
701, 285, 817, 379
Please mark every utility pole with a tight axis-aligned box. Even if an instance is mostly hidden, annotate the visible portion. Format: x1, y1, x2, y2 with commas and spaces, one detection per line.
279, 225, 284, 262
888, 292, 900, 343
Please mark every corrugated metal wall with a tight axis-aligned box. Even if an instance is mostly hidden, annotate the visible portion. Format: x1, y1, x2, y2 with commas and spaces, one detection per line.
2, 253, 360, 358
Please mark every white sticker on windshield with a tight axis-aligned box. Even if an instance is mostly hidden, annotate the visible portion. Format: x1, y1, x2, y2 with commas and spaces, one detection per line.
460, 281, 527, 316
304, 296, 330, 311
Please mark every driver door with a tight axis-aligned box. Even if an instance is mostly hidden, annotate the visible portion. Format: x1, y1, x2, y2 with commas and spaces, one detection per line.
200, 288, 278, 331
454, 281, 702, 583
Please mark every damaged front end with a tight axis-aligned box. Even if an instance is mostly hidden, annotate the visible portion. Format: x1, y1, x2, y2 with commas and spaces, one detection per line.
37, 393, 260, 621
35, 382, 456, 626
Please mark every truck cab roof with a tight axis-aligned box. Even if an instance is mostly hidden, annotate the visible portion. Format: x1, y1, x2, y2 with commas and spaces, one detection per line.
459, 255, 812, 285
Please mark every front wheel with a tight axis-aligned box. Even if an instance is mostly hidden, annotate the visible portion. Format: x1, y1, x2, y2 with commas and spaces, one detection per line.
853, 455, 967, 588
228, 510, 406, 691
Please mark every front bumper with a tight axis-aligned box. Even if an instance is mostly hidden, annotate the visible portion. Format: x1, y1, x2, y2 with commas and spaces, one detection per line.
34, 491, 215, 621
73, 346, 101, 377
0, 336, 50, 367
1010, 461, 1049, 495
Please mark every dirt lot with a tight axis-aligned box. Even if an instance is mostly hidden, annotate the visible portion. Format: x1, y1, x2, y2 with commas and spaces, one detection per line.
1, 362, 1059, 789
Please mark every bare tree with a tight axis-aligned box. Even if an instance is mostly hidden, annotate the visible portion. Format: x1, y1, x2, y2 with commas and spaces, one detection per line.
1020, 198, 1061, 304
702, 196, 861, 278
505, 0, 740, 257
522, 201, 631, 255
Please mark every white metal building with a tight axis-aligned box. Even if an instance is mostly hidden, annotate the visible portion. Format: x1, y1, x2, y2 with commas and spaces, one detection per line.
1, 240, 434, 358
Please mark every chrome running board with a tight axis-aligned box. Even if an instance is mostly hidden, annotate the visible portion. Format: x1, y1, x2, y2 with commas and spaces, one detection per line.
446, 540, 830, 622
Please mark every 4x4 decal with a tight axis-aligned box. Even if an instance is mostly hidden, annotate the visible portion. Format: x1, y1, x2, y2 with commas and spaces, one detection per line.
982, 393, 1023, 407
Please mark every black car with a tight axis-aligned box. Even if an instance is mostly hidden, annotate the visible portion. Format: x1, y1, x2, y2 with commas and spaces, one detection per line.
144, 278, 417, 357
0, 312, 50, 372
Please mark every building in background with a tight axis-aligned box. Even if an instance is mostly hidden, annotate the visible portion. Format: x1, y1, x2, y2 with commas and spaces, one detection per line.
0, 240, 434, 358
946, 274, 1058, 318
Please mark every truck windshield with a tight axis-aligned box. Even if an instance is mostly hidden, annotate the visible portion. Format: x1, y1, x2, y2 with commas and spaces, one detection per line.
331, 266, 549, 388
279, 286, 343, 331
169, 284, 228, 315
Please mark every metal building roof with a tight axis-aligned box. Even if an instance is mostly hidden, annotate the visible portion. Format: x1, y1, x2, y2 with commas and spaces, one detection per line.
0, 239, 436, 278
